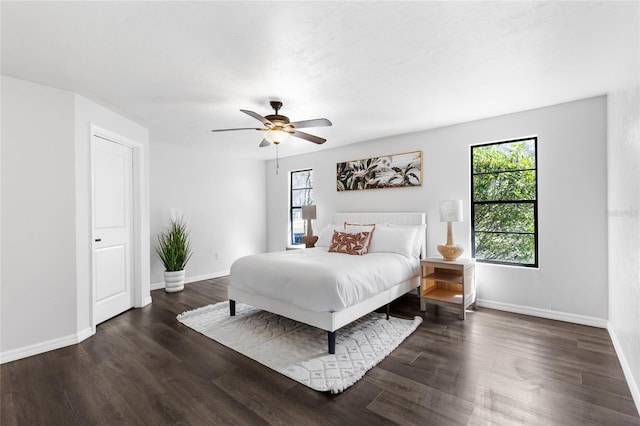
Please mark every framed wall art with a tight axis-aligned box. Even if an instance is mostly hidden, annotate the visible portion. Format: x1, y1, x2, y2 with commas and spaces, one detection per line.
336, 151, 422, 191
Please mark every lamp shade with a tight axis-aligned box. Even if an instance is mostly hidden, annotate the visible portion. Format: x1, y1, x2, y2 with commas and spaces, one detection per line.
439, 200, 463, 222
302, 205, 317, 220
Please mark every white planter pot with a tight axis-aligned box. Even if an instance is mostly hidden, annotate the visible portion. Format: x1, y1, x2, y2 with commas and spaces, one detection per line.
164, 270, 185, 292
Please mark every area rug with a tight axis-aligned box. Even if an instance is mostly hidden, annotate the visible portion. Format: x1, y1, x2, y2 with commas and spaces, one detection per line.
177, 301, 422, 394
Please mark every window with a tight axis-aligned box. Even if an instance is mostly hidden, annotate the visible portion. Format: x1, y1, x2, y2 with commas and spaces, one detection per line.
290, 169, 313, 244
471, 137, 538, 267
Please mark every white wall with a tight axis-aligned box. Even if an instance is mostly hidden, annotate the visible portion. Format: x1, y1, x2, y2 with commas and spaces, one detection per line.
607, 3, 640, 409
150, 142, 267, 287
1, 76, 150, 362
1, 76, 77, 353
608, 84, 640, 414
266, 96, 608, 324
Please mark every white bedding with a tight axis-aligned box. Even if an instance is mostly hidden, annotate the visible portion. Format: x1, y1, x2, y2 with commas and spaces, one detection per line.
230, 248, 420, 313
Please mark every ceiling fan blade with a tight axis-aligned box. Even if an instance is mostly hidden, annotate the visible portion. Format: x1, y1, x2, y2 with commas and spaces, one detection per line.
289, 118, 332, 128
240, 109, 272, 125
292, 130, 326, 145
259, 139, 270, 148
211, 127, 263, 132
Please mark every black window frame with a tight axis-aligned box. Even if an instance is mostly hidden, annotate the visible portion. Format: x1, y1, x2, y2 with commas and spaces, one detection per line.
471, 137, 538, 268
290, 169, 313, 245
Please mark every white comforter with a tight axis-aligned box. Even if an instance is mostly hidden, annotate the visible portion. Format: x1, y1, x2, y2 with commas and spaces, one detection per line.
230, 248, 420, 313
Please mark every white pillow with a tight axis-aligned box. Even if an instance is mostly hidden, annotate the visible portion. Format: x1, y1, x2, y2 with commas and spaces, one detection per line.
316, 224, 343, 247
368, 226, 418, 257
387, 223, 426, 258
343, 222, 376, 233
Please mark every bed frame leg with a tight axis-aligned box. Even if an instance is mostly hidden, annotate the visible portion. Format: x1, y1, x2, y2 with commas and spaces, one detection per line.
229, 299, 236, 316
386, 303, 390, 320
328, 331, 336, 354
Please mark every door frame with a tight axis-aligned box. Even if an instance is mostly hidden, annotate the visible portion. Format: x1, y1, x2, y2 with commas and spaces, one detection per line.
90, 125, 146, 332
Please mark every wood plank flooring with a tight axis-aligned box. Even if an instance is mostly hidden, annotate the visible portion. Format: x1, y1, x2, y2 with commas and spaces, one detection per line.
2, 277, 639, 425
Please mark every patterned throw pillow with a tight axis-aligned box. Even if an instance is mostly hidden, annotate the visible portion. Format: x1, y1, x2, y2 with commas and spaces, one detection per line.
328, 230, 372, 255
343, 222, 376, 250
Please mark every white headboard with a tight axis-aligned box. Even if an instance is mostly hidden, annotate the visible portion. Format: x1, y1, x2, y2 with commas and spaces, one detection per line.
332, 212, 427, 258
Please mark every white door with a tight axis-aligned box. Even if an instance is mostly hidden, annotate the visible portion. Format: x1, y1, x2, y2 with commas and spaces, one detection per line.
92, 135, 134, 324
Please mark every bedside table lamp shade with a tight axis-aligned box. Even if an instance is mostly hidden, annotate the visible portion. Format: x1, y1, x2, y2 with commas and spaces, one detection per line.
437, 200, 464, 261
301, 205, 318, 248
302, 205, 317, 221
440, 200, 463, 223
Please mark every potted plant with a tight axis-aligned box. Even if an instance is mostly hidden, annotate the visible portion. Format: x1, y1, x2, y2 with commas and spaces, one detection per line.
155, 219, 193, 292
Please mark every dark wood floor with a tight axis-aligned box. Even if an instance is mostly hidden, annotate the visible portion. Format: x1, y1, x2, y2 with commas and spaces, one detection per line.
2, 277, 639, 425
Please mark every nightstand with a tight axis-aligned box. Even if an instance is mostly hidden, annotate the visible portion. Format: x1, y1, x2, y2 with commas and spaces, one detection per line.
285, 244, 306, 251
420, 257, 476, 320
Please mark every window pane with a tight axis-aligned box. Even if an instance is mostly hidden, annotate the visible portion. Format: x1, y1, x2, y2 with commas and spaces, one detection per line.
473, 170, 536, 201
471, 137, 537, 267
475, 232, 535, 265
292, 170, 313, 189
291, 208, 305, 244
474, 203, 534, 233
291, 188, 313, 207
473, 139, 536, 174
290, 169, 313, 245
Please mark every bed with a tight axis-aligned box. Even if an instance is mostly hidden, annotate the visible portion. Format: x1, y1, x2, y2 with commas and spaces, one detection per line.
228, 212, 426, 353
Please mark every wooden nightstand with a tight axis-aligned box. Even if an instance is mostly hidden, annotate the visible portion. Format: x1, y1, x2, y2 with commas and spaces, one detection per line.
420, 257, 476, 320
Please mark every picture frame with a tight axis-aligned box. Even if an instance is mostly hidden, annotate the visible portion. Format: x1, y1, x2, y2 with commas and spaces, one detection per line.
336, 151, 422, 191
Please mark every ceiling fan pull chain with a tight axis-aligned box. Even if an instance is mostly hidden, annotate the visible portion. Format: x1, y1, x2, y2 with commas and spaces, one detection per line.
276, 144, 280, 175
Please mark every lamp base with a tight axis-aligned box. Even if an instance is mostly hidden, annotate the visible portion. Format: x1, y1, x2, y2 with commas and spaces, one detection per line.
301, 235, 318, 248
437, 244, 464, 261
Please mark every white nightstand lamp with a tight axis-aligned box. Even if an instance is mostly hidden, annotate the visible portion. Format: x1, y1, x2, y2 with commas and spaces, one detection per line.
301, 205, 318, 248
437, 200, 464, 261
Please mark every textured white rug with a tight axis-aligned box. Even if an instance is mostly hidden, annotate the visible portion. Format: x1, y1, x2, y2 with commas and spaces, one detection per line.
177, 301, 422, 394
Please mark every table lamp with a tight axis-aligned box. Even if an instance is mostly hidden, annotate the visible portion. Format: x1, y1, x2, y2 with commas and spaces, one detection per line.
301, 205, 318, 248
437, 200, 464, 261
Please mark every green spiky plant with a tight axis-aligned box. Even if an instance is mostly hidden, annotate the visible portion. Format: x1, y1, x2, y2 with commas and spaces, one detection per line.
155, 219, 193, 272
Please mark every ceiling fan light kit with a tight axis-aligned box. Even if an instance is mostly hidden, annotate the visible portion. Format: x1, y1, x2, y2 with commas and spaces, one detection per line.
264, 128, 291, 145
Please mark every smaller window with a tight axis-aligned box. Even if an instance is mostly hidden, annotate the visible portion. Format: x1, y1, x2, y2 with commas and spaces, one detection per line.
471, 137, 538, 267
290, 169, 313, 244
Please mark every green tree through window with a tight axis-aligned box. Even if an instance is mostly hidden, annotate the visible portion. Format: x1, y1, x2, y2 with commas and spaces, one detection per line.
290, 169, 313, 244
471, 138, 538, 266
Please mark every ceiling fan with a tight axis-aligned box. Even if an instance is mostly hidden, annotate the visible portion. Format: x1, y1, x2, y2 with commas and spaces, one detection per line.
211, 101, 332, 147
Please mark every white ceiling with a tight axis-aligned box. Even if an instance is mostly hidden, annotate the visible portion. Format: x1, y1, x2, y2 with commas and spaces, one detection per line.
2, 1, 638, 160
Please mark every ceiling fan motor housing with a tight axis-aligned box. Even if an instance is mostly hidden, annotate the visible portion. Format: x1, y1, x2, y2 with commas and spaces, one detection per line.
265, 114, 290, 125
266, 101, 289, 126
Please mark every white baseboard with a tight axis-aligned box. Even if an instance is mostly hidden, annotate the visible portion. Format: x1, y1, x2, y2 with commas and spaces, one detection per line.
134, 295, 153, 307
608, 324, 640, 415
76, 326, 94, 343
150, 281, 164, 291
1, 327, 95, 364
150, 270, 230, 291
476, 299, 608, 328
